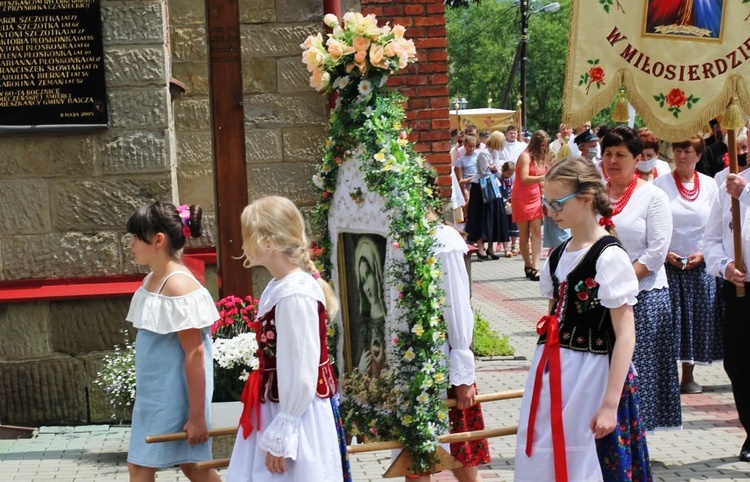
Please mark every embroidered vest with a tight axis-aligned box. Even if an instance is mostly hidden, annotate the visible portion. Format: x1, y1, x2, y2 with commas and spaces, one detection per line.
537, 236, 623, 355
257, 301, 338, 403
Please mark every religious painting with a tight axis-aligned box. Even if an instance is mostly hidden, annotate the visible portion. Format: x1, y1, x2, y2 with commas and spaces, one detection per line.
338, 232, 390, 377
644, 0, 725, 40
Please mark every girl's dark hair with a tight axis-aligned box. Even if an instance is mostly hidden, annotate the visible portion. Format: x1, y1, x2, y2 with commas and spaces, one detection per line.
602, 126, 643, 157
126, 201, 203, 253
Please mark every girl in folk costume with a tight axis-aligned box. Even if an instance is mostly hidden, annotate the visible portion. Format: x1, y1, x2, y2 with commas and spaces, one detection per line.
125, 202, 221, 482
515, 158, 652, 481
400, 208, 491, 482
226, 196, 351, 482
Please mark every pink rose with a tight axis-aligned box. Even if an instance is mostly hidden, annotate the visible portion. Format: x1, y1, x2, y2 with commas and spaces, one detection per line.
369, 44, 388, 69
266, 331, 275, 340
352, 36, 371, 52
576, 292, 589, 301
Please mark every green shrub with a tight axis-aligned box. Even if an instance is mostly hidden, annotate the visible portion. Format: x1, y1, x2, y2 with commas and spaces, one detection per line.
473, 311, 514, 357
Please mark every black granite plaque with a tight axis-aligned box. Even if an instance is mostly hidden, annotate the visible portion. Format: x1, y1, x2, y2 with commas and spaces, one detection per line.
0, 0, 108, 131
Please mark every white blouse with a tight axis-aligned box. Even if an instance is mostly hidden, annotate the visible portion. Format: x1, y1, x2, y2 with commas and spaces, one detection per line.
434, 224, 476, 386
500, 140, 528, 163
611, 182, 672, 292
654, 172, 718, 256
540, 243, 639, 308
254, 271, 326, 458
704, 169, 750, 281
126, 271, 219, 334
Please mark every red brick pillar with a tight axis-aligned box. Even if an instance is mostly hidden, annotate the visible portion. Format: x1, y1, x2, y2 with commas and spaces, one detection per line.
361, 0, 452, 195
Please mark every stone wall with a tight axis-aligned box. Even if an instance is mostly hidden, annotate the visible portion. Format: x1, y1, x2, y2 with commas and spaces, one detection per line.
0, 0, 175, 425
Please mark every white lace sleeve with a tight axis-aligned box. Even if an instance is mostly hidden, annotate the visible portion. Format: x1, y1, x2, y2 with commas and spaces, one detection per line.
439, 247, 476, 386
258, 295, 320, 459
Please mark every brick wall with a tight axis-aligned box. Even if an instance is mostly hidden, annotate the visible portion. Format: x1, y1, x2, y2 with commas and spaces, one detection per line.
361, 0, 452, 194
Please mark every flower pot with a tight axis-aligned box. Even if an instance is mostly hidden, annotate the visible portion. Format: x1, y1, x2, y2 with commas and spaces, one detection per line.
210, 401, 242, 459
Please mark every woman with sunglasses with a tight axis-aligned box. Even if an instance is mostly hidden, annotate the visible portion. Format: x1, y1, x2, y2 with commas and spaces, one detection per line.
515, 156, 651, 482
654, 136, 721, 395
601, 126, 681, 433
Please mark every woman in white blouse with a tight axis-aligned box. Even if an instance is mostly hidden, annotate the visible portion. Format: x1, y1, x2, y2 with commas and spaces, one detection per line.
654, 136, 721, 395
600, 126, 681, 431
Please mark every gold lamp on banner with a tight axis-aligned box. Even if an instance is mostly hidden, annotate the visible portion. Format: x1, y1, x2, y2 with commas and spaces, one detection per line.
611, 87, 629, 123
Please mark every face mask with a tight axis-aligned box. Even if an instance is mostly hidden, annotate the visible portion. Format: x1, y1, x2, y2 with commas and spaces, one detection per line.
739, 153, 748, 167
587, 148, 598, 160
636, 158, 658, 173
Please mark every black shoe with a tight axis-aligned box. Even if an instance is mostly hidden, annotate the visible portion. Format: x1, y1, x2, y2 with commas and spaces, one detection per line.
528, 268, 540, 281
477, 253, 489, 261
740, 447, 750, 462
487, 252, 501, 260
524, 266, 533, 279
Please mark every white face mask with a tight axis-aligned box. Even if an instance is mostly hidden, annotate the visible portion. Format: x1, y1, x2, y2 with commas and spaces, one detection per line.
636, 158, 658, 173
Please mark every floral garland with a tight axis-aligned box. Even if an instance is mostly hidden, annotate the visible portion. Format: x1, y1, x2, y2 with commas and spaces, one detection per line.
302, 13, 450, 471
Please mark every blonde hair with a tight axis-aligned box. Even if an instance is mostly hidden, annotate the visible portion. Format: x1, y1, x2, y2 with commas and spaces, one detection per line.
241, 196, 339, 320
485, 130, 506, 151
545, 157, 615, 234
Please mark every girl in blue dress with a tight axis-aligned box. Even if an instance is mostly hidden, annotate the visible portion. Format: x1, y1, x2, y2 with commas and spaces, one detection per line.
125, 201, 221, 482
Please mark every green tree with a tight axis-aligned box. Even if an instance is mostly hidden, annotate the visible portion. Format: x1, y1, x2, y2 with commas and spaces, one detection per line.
447, 0, 571, 133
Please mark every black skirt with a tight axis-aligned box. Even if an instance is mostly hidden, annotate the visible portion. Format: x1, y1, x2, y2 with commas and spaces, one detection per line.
465, 182, 510, 243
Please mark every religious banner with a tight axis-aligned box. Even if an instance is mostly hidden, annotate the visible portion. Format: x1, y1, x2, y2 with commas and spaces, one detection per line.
563, 0, 750, 141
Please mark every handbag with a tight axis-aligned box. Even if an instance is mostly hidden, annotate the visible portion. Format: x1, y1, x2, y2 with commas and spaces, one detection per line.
479, 175, 501, 203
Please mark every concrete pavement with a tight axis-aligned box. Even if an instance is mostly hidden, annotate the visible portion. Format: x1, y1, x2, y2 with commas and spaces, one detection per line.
2, 255, 750, 481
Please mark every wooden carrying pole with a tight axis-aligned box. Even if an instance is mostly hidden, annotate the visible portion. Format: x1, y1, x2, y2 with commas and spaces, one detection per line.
145, 389, 524, 444
192, 426, 519, 471
150, 389, 524, 472
728, 128, 745, 297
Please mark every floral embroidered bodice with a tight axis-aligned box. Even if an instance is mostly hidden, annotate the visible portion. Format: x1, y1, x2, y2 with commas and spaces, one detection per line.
537, 236, 622, 355
257, 302, 337, 403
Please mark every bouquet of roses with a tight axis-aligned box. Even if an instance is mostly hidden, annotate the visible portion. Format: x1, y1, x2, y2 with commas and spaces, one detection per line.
300, 11, 417, 94
211, 295, 260, 402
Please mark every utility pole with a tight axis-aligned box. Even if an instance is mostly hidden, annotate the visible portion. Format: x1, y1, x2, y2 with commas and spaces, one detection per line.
519, 0, 529, 132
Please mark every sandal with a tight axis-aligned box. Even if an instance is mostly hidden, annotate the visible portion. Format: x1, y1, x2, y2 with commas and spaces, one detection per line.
505, 250, 513, 258
524, 266, 533, 279
528, 268, 540, 281
477, 253, 489, 261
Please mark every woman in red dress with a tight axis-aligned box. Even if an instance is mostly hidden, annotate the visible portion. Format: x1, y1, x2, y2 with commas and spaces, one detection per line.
512, 131, 549, 281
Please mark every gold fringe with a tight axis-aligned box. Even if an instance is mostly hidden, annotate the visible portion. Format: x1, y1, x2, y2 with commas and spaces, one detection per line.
562, 0, 750, 142
725, 99, 745, 130
611, 88, 629, 123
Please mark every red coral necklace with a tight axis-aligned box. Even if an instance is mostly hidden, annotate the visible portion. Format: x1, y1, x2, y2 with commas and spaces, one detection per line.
673, 170, 700, 202
607, 173, 639, 217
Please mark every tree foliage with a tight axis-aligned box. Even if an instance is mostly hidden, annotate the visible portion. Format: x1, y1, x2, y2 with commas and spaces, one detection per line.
447, 0, 572, 133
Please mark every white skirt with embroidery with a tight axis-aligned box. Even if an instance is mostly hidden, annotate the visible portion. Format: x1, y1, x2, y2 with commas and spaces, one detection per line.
225, 397, 342, 482
514, 346, 609, 482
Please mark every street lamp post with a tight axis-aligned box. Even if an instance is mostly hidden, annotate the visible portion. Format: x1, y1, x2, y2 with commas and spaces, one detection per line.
519, 1, 560, 132
453, 97, 468, 130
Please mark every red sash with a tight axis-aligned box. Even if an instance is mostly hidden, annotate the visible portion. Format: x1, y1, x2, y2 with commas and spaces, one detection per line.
525, 282, 568, 482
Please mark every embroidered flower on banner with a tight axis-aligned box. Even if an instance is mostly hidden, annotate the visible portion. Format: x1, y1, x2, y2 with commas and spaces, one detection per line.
578, 59, 606, 95
653, 88, 700, 118
599, 0, 625, 14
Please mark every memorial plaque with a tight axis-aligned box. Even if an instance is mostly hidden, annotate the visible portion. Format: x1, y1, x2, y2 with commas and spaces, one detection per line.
0, 0, 108, 131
